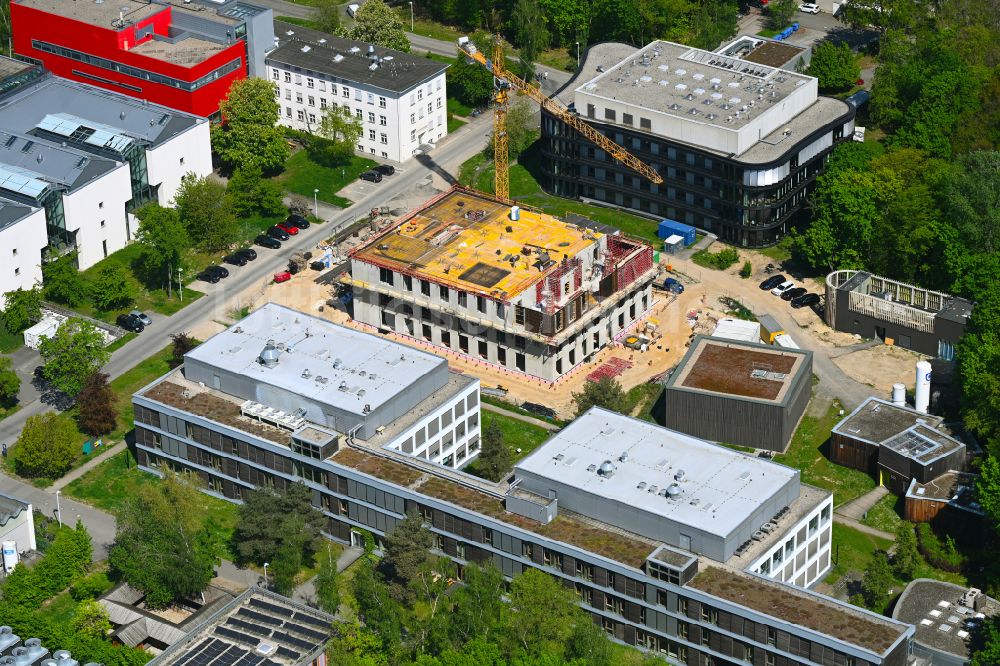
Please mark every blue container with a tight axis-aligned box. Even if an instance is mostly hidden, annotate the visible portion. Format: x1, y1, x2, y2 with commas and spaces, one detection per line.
782, 28, 793, 38
657, 219, 697, 246
792, 22, 799, 30
774, 33, 784, 40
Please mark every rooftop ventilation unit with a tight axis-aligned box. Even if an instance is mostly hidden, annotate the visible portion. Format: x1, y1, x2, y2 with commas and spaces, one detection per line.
255, 643, 277, 657
338, 381, 348, 390
675, 469, 686, 481
648, 484, 658, 494
258, 342, 279, 368
636, 481, 647, 490
666, 483, 682, 497
301, 369, 312, 379
618, 451, 628, 463
597, 460, 617, 478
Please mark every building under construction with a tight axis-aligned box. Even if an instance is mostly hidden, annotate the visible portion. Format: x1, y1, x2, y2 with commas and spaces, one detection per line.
343, 187, 656, 381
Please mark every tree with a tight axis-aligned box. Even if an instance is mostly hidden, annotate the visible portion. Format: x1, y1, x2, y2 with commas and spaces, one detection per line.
314, 545, 341, 614
0, 356, 20, 407
739, 261, 752, 279
90, 263, 137, 312
315, 0, 342, 34
448, 50, 493, 107
448, 563, 505, 645
978, 457, 1000, 528
807, 41, 861, 92
972, 618, 1000, 666
352, 558, 405, 657
11, 413, 79, 479
213, 77, 289, 175
134, 205, 189, 291
76, 371, 116, 437
271, 516, 307, 595
860, 550, 893, 607
226, 165, 286, 218
173, 173, 239, 253
504, 568, 578, 657
380, 512, 433, 602
39, 318, 111, 397
3, 286, 42, 334
315, 106, 364, 166
956, 291, 1000, 457
109, 473, 217, 608
511, 0, 549, 80
41, 254, 88, 308
941, 152, 1000, 257
171, 332, 199, 367
767, 0, 797, 29
70, 600, 112, 640
348, 0, 410, 52
572, 376, 627, 416
892, 523, 920, 579
476, 416, 512, 481
232, 483, 326, 566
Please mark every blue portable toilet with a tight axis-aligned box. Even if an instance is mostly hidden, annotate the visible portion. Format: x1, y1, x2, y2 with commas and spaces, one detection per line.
774, 33, 784, 40
657, 219, 697, 246
791, 22, 799, 30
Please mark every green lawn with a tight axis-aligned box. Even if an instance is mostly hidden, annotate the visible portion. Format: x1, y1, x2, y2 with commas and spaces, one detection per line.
447, 97, 473, 117
464, 410, 552, 477
773, 398, 876, 506
625, 383, 662, 423
396, 11, 466, 43
276, 15, 320, 29
537, 47, 576, 72
861, 493, 904, 533
825, 522, 892, 585
447, 114, 467, 133
0, 315, 24, 352
276, 150, 375, 208
481, 395, 565, 426
755, 235, 794, 262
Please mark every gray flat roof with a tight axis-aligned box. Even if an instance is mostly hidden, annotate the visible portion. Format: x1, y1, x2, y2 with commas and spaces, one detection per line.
270, 20, 447, 94
737, 95, 852, 164
14, 0, 165, 29
515, 408, 798, 540
184, 303, 447, 419
905, 472, 982, 513
131, 36, 231, 66
882, 424, 964, 464
893, 579, 999, 658
0, 492, 29, 527
833, 398, 944, 445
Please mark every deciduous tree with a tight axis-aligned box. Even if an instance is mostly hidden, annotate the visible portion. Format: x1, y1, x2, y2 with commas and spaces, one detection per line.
213, 78, 288, 175
76, 371, 116, 437
892, 523, 920, 579
41, 254, 88, 308
3, 286, 42, 334
271, 516, 307, 595
39, 318, 111, 397
11, 413, 79, 479
0, 356, 20, 407
511, 0, 549, 80
90, 263, 137, 312
70, 600, 112, 640
348, 0, 410, 52
860, 550, 893, 607
766, 0, 797, 30
572, 376, 627, 416
173, 173, 239, 253
314, 545, 341, 614
504, 568, 578, 657
977, 456, 1000, 528
170, 332, 199, 367
315, 106, 363, 166
232, 482, 326, 566
956, 291, 1000, 458
226, 165, 286, 218
380, 511, 433, 603
448, 48, 493, 107
134, 204, 189, 291
315, 0, 342, 34
476, 416, 512, 482
807, 41, 861, 92
486, 98, 537, 162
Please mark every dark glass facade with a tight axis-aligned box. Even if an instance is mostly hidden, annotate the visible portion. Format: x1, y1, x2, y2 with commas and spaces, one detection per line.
540, 104, 855, 248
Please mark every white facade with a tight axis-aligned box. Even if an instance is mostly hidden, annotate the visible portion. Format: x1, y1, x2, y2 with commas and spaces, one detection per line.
63, 164, 133, 270
148, 120, 213, 207
269, 65, 448, 163
0, 207, 47, 297
384, 380, 481, 469
748, 494, 833, 589
0, 495, 37, 564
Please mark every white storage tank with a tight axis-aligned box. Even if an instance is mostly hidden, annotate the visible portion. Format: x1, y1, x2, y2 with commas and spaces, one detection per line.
1, 541, 16, 572
509, 205, 520, 221
891, 383, 906, 407
915, 360, 932, 413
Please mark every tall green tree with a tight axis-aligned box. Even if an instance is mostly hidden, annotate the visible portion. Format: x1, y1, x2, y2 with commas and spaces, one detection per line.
232, 482, 326, 566
448, 47, 494, 107
226, 165, 287, 218
0, 356, 20, 407
173, 173, 239, 253
271, 516, 307, 595
767, 0, 797, 29
510, 0, 549, 80
90, 263, 137, 312
572, 376, 627, 416
504, 568, 578, 657
70, 600, 112, 640
76, 371, 117, 437
42, 254, 88, 308
10, 413, 79, 479
3, 286, 42, 334
352, 558, 405, 657
134, 204, 189, 291
348, 0, 410, 52
892, 523, 920, 579
109, 473, 217, 608
315, 106, 364, 166
213, 77, 289, 175
486, 98, 537, 162
476, 416, 512, 482
380, 512, 434, 603
956, 291, 1000, 457
860, 550, 894, 607
973, 618, 1000, 666
447, 563, 506, 645
171, 332, 199, 367
978, 456, 1000, 528
941, 151, 1000, 258
807, 41, 861, 92
314, 545, 341, 615
39, 318, 111, 397
315, 0, 342, 34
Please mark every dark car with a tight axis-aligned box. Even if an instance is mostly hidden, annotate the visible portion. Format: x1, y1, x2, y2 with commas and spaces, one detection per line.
205, 265, 229, 279
267, 226, 290, 241
197, 270, 220, 284
116, 313, 144, 333
662, 277, 685, 294
374, 164, 395, 176
781, 286, 807, 301
759, 274, 786, 290
521, 402, 557, 419
255, 234, 281, 249
791, 293, 821, 309
286, 214, 310, 230
359, 170, 383, 183
223, 252, 247, 266
310, 260, 327, 271
236, 247, 257, 261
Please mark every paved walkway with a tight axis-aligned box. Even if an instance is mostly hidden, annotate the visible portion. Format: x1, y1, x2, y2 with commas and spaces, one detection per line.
832, 514, 895, 542
47, 441, 123, 492
836, 485, 889, 521
482, 403, 560, 432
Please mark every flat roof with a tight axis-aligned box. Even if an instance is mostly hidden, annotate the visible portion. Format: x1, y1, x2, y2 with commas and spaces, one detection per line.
351, 187, 602, 300
515, 408, 798, 541
183, 303, 447, 418
131, 36, 231, 66
148, 587, 333, 666
270, 20, 447, 94
711, 317, 760, 343
14, 0, 165, 29
0, 56, 35, 81
833, 398, 944, 445
882, 424, 964, 464
905, 472, 982, 513
892, 579, 998, 658
690, 566, 910, 655
741, 41, 806, 68
668, 336, 809, 403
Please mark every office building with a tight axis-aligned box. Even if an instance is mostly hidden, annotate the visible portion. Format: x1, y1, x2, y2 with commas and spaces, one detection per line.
661, 335, 813, 452
268, 21, 448, 162
133, 346, 912, 665
344, 187, 656, 382
825, 270, 974, 360
11, 0, 275, 117
540, 40, 855, 247
0, 65, 211, 297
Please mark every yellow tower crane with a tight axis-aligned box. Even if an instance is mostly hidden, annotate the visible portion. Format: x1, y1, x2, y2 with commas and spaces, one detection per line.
459, 36, 663, 202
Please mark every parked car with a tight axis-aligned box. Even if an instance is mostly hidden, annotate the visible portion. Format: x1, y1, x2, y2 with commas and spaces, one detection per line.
799, 2, 819, 12
359, 170, 383, 183
255, 234, 281, 249
759, 274, 786, 290
781, 286, 807, 301
662, 277, 685, 294
236, 247, 257, 261
117, 313, 145, 333
310, 260, 328, 271
273, 271, 292, 283
374, 164, 396, 176
129, 310, 152, 327
223, 252, 248, 266
197, 270, 220, 284
286, 214, 310, 229
276, 222, 299, 236
770, 280, 795, 296
522, 402, 557, 419
204, 265, 229, 279
267, 226, 290, 241
791, 293, 821, 309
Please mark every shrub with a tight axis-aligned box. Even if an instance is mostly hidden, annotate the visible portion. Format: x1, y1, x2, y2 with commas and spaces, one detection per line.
692, 246, 740, 270
70, 571, 113, 601
916, 523, 964, 572
740, 261, 753, 279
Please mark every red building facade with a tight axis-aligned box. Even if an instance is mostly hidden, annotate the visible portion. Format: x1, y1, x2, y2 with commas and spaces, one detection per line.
11, 1, 247, 117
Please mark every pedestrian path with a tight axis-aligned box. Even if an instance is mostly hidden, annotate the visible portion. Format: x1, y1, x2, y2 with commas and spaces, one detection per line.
47, 441, 123, 492
482, 403, 560, 432
836, 485, 889, 521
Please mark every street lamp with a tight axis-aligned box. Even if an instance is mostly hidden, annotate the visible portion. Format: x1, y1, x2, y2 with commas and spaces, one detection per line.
575, 41, 580, 69
55, 490, 62, 528
178, 267, 184, 302
263, 562, 269, 588
408, 2, 414, 31
313, 188, 320, 218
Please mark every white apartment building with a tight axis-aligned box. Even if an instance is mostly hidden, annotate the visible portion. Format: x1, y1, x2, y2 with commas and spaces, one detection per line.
0, 59, 211, 298
268, 21, 448, 163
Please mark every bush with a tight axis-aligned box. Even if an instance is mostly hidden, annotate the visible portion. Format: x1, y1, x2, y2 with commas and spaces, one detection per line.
70, 571, 113, 601
1, 521, 92, 609
916, 523, 964, 572
692, 247, 740, 270
740, 261, 753, 279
